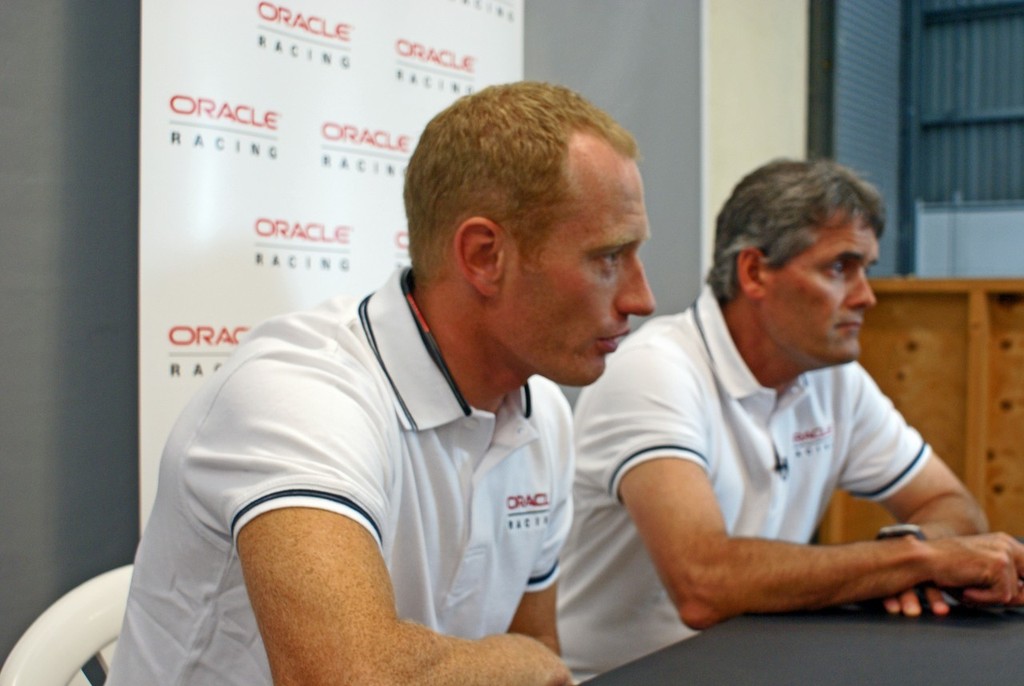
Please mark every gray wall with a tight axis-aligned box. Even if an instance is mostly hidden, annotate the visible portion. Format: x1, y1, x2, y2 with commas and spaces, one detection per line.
0, 0, 704, 661
0, 0, 141, 660
525, 1, 705, 323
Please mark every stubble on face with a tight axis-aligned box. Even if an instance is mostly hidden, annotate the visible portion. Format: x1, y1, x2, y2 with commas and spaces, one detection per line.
498, 134, 653, 388
758, 219, 879, 379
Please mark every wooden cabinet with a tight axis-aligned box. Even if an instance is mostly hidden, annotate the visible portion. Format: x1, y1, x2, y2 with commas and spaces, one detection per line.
818, 278, 1024, 543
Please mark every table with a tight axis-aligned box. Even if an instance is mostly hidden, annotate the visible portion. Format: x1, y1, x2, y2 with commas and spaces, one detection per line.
583, 603, 1024, 685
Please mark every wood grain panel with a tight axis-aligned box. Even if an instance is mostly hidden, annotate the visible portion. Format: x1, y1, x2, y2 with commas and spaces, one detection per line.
985, 293, 1024, 535
820, 280, 1024, 543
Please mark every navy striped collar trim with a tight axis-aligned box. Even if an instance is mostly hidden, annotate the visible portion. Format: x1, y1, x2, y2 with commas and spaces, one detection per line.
358, 268, 533, 429
359, 293, 419, 430
400, 269, 472, 417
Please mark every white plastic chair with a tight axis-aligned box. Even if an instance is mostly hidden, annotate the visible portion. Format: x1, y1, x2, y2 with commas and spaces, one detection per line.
0, 565, 133, 686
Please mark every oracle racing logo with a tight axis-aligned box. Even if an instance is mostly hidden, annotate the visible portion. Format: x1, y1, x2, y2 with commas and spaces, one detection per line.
793, 425, 834, 443
256, 1, 352, 43
169, 95, 279, 132
395, 39, 476, 74
792, 423, 835, 459
321, 122, 412, 154
506, 492, 550, 531
507, 493, 549, 510
255, 217, 353, 245
167, 326, 250, 347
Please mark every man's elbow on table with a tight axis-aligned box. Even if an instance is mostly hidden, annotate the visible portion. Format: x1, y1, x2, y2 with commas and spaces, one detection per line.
676, 603, 726, 632
668, 578, 735, 631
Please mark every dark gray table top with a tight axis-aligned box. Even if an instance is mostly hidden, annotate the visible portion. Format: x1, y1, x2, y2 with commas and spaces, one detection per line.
583, 603, 1024, 685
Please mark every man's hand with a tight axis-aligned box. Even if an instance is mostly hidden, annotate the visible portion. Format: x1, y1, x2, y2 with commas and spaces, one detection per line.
878, 533, 1024, 615
930, 533, 1024, 606
881, 586, 950, 617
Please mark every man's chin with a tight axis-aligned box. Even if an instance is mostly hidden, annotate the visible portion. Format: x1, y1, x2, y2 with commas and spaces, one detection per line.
827, 337, 861, 363
546, 360, 607, 388
830, 348, 861, 367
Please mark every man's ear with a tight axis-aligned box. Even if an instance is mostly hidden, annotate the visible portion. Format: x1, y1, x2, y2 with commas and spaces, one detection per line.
735, 247, 769, 299
452, 216, 507, 297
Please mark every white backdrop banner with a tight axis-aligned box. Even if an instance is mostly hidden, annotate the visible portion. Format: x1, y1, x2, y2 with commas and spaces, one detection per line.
139, 0, 523, 527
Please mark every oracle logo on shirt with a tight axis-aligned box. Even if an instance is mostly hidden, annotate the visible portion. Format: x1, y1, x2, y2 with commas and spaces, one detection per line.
507, 493, 549, 511
793, 425, 833, 443
505, 493, 551, 532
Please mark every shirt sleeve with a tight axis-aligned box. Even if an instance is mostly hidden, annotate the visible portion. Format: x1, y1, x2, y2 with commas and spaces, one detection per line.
176, 341, 395, 549
835, 363, 930, 500
573, 329, 714, 502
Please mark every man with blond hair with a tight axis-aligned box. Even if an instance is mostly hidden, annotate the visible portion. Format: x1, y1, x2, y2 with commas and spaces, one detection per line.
108, 81, 655, 685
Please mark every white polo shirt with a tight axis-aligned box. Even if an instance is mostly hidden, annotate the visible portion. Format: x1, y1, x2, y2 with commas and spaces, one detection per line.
109, 268, 574, 686
557, 286, 928, 680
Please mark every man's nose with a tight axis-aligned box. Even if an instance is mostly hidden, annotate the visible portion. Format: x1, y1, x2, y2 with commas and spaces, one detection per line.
619, 257, 656, 317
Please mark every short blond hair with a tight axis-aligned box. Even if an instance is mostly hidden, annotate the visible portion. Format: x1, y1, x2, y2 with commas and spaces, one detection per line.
404, 81, 638, 283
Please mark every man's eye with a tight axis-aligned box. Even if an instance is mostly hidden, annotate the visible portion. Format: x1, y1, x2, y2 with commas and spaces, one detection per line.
829, 259, 848, 275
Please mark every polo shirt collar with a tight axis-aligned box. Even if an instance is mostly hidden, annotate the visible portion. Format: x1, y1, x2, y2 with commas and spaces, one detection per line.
359, 268, 532, 431
693, 285, 803, 402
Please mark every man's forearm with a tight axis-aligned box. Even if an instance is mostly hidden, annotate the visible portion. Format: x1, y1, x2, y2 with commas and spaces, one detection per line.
882, 454, 988, 539
904, 491, 988, 539
668, 530, 1024, 631
667, 536, 943, 630
386, 622, 570, 686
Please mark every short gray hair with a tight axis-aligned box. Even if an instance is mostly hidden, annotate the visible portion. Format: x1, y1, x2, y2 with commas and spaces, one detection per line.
706, 158, 885, 302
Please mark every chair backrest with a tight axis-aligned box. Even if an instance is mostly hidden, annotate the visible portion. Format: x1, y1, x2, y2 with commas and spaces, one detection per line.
0, 565, 133, 686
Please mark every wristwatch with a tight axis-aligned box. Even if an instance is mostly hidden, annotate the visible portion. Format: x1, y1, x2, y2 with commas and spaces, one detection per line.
876, 523, 926, 541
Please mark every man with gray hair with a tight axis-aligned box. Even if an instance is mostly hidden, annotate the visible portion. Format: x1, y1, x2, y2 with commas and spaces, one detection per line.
557, 158, 1024, 681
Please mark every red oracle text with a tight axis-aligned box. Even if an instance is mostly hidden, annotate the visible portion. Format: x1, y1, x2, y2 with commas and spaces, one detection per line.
394, 231, 408, 251
793, 425, 834, 443
168, 326, 250, 347
507, 493, 550, 510
321, 122, 411, 153
169, 95, 279, 131
396, 39, 476, 73
255, 218, 352, 244
257, 1, 352, 42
